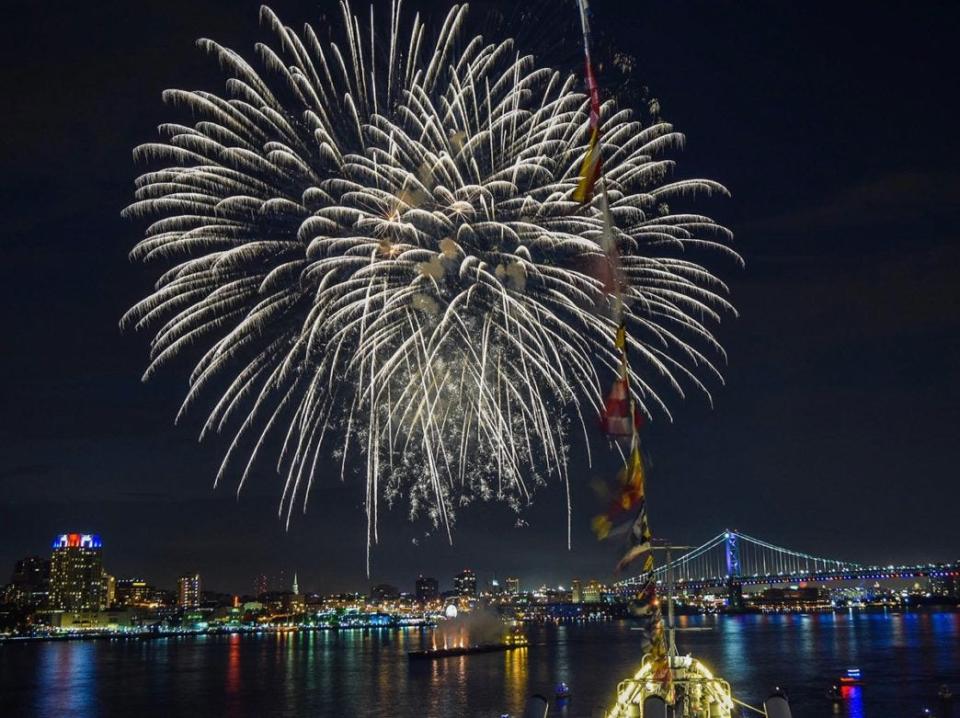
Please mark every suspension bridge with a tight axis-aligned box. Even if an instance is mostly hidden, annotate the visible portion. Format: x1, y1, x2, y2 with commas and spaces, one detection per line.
617, 529, 960, 594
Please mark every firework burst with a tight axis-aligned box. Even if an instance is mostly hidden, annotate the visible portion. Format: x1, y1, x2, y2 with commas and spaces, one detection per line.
123, 1, 738, 567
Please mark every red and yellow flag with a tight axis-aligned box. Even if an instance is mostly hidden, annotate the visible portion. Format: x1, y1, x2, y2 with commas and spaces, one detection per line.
573, 0, 603, 203
591, 442, 646, 539
600, 326, 644, 437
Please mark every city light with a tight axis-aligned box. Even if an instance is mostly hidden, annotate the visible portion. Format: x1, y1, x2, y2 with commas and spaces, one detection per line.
52, 534, 101, 550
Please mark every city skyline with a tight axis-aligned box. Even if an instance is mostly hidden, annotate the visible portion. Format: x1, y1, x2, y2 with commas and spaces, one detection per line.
6, 529, 956, 626
2, 3, 958, 718
5, 529, 958, 601
2, 0, 960, 593
3, 532, 551, 597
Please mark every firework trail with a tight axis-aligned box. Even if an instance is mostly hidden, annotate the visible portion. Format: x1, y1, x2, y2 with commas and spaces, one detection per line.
123, 1, 738, 568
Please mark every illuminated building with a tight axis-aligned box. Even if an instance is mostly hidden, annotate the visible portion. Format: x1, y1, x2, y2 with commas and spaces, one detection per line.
929, 575, 960, 598
753, 586, 831, 611
505, 577, 520, 595
103, 573, 116, 608
582, 579, 602, 603
4, 556, 51, 609
571, 578, 583, 603
178, 573, 202, 609
116, 578, 150, 606
50, 533, 105, 611
288, 573, 306, 612
51, 608, 141, 631
415, 575, 439, 603
454, 569, 477, 597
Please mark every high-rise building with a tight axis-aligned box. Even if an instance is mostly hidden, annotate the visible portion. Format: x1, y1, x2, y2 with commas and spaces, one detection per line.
4, 556, 51, 609
415, 575, 439, 603
571, 578, 582, 603
454, 569, 477, 597
50, 533, 105, 611
116, 578, 150, 606
505, 577, 520, 595
178, 573, 202, 609
254, 574, 268, 597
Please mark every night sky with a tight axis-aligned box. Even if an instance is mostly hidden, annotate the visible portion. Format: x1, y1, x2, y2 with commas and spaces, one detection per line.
1, 1, 958, 596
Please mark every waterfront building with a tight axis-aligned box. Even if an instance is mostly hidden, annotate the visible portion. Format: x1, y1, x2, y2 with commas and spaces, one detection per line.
454, 569, 477, 597
753, 586, 831, 612
178, 573, 202, 609
257, 589, 304, 614
50, 533, 105, 611
505, 577, 520, 595
4, 556, 51, 609
323, 592, 366, 611
287, 573, 307, 612
289, 593, 306, 613
50, 607, 141, 631
115, 578, 150, 606
415, 575, 439, 603
150, 586, 175, 608
582, 579, 602, 603
929, 574, 960, 598
571, 578, 583, 603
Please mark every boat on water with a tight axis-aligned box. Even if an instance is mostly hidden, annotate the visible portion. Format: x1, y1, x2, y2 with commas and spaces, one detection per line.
408, 640, 527, 661
409, 625, 528, 661
596, 543, 793, 718
598, 633, 797, 718
839, 667, 863, 686
604, 653, 735, 717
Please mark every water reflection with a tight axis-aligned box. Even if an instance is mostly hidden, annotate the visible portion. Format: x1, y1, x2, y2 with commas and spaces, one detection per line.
504, 644, 529, 715
7, 611, 958, 718
226, 633, 241, 695
841, 685, 865, 718
36, 641, 98, 718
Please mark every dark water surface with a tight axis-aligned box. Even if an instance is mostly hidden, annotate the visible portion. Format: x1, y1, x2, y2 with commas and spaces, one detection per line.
1, 611, 957, 717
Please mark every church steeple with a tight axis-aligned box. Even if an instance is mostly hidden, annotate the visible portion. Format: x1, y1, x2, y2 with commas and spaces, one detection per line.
292, 572, 299, 595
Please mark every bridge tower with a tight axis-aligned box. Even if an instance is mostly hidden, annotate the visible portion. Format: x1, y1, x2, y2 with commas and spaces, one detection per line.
724, 531, 744, 610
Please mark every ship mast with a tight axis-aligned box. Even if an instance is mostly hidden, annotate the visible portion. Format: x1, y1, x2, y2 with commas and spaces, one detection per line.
666, 545, 676, 656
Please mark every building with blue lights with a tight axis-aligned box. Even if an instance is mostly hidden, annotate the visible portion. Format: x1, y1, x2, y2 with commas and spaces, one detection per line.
50, 533, 106, 612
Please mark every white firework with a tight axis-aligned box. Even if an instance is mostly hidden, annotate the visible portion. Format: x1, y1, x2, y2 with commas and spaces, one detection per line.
123, 1, 738, 566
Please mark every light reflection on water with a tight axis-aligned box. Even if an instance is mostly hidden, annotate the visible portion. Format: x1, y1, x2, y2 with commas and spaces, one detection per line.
0, 611, 956, 717
503, 643, 529, 717
36, 640, 99, 717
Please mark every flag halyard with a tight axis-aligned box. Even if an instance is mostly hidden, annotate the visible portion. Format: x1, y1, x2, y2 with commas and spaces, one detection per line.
578, 0, 671, 698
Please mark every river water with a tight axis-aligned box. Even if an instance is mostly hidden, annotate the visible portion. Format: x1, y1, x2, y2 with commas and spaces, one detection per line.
1, 610, 957, 717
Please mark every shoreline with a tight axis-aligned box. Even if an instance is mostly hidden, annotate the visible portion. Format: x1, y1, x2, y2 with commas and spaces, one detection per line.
3, 605, 956, 644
